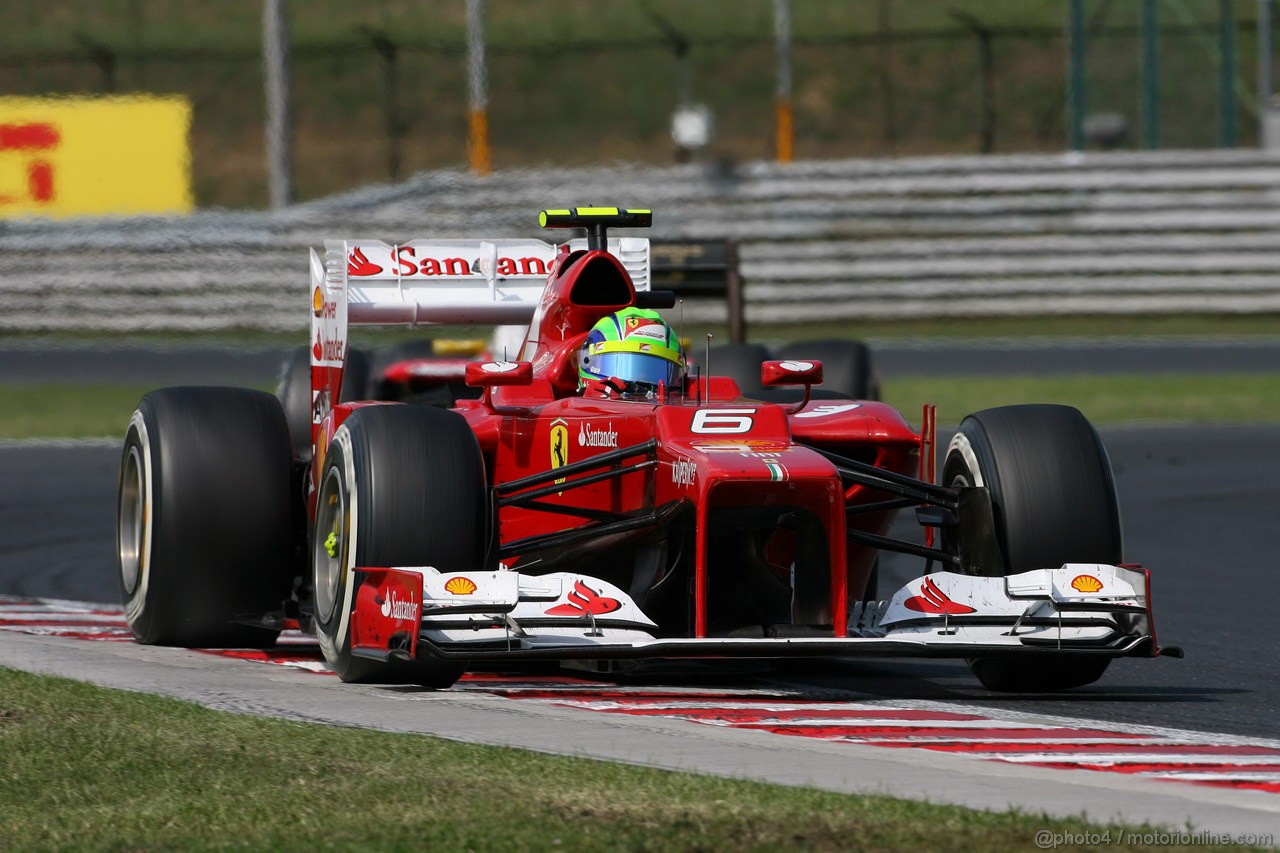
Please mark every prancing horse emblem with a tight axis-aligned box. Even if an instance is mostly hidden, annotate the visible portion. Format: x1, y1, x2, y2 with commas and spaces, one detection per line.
549, 419, 569, 489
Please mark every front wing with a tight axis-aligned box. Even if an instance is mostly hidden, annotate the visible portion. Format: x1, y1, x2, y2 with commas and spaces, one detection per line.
346, 564, 1176, 664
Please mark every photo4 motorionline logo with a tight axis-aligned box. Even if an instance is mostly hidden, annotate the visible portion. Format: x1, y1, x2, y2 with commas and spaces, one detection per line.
1034, 830, 1273, 849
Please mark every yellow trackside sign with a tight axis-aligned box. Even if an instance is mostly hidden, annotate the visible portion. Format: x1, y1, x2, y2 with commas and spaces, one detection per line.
0, 96, 192, 219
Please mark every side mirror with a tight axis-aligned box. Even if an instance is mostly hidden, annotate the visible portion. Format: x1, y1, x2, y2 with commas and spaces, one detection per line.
464, 360, 534, 387
761, 359, 824, 388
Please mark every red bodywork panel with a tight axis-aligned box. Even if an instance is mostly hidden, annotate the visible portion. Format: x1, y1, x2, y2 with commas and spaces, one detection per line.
350, 568, 423, 660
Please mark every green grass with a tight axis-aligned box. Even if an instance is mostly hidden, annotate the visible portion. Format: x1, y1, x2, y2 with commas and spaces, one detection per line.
0, 383, 269, 441
883, 373, 1280, 428
0, 667, 1261, 853
3, 384, 154, 440
5, 372, 1279, 441
769, 313, 1280, 343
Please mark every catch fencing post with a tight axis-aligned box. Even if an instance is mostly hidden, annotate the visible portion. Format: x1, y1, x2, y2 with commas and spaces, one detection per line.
950, 10, 995, 154
1140, 0, 1160, 149
262, 0, 293, 209
1219, 0, 1238, 148
364, 30, 402, 180
774, 0, 794, 162
467, 0, 491, 175
76, 35, 117, 93
1260, 0, 1274, 146
1067, 0, 1086, 151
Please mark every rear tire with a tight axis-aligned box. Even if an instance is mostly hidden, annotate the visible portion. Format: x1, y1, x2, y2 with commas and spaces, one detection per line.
706, 343, 773, 398
777, 339, 877, 400
942, 404, 1122, 692
313, 405, 487, 686
118, 387, 295, 647
278, 346, 370, 461
711, 340, 878, 403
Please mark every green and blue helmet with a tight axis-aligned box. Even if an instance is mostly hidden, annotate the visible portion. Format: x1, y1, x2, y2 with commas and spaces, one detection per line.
578, 307, 685, 397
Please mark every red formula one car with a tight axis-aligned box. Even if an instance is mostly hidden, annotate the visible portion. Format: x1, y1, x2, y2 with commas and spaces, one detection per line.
117, 208, 1178, 692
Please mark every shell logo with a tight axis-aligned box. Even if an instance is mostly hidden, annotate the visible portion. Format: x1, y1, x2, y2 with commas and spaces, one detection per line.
1070, 574, 1104, 593
312, 286, 325, 316
444, 576, 477, 596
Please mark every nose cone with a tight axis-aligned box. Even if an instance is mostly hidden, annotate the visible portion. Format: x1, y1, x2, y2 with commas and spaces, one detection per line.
654, 402, 839, 500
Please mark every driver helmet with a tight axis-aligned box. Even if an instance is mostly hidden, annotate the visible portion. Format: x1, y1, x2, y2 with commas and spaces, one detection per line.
578, 307, 685, 399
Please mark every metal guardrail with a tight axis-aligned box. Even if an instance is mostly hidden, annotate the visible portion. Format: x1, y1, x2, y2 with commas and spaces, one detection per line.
3, 149, 1280, 331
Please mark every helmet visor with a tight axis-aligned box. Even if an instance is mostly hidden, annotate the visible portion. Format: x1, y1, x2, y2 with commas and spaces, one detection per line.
589, 350, 682, 389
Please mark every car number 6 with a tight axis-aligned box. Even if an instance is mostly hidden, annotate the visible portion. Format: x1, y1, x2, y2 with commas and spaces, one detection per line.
691, 408, 755, 434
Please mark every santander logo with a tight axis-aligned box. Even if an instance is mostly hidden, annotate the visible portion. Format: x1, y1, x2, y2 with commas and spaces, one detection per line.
903, 577, 977, 615
313, 330, 345, 364
578, 422, 618, 448
380, 590, 420, 621
347, 247, 383, 277
545, 580, 621, 617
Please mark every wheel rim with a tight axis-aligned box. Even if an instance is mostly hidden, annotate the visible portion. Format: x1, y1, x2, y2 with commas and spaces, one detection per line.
944, 431, 992, 577
119, 444, 145, 595
945, 432, 983, 489
313, 467, 347, 623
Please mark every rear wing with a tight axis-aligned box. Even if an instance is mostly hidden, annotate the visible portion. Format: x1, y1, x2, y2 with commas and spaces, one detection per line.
314, 237, 650, 327
309, 235, 649, 359
307, 235, 650, 443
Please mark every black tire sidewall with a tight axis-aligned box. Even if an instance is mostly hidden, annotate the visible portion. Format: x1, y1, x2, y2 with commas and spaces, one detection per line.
312, 434, 376, 681
944, 404, 1122, 576
313, 405, 487, 684
277, 345, 313, 461
941, 404, 1122, 692
119, 387, 294, 647
706, 343, 774, 397
777, 339, 875, 400
342, 347, 372, 401
279, 346, 373, 461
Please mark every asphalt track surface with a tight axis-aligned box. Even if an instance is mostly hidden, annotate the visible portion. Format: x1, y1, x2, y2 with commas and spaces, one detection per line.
4, 423, 1276, 740
1, 338, 1277, 739
2, 340, 1278, 831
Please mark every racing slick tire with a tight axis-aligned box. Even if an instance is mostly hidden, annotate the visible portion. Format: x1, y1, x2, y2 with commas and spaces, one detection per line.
711, 340, 877, 403
312, 404, 486, 687
707, 343, 774, 398
777, 339, 878, 401
942, 404, 1123, 692
118, 387, 295, 648
277, 345, 371, 461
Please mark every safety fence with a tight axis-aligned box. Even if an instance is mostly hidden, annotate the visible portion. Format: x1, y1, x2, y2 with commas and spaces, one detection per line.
2, 0, 1272, 208
3, 149, 1280, 331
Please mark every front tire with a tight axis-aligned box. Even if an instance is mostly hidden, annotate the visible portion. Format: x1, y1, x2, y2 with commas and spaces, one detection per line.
118, 387, 295, 647
313, 405, 487, 686
942, 404, 1122, 692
